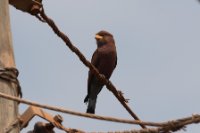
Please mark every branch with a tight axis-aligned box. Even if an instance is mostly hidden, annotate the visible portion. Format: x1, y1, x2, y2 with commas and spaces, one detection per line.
36, 6, 146, 129
106, 114, 200, 133
0, 92, 161, 126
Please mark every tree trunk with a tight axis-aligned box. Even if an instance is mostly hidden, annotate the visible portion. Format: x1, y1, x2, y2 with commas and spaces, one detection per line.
0, 0, 20, 133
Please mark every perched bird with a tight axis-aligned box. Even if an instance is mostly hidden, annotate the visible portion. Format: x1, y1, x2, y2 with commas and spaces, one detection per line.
27, 122, 55, 133
84, 30, 117, 114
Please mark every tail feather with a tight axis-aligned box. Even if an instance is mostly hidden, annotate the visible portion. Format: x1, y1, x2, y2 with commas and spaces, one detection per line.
86, 98, 96, 114
86, 108, 95, 114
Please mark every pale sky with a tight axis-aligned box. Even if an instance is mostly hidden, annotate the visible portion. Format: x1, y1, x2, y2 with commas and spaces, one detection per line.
10, 0, 200, 133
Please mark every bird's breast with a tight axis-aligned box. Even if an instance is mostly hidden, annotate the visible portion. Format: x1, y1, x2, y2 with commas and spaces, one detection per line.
98, 51, 117, 79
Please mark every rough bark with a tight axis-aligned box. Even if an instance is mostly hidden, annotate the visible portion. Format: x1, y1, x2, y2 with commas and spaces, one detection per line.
0, 0, 19, 133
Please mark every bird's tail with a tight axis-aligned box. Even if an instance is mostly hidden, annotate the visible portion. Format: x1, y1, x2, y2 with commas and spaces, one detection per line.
86, 98, 97, 114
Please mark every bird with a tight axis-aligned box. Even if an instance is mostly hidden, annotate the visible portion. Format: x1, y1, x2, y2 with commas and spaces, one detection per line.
27, 122, 55, 133
84, 30, 117, 114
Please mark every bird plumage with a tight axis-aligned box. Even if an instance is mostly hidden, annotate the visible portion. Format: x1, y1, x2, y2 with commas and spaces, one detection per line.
84, 30, 117, 114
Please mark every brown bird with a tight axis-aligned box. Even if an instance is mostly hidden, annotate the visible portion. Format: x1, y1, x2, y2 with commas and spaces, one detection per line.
27, 122, 55, 133
84, 30, 117, 114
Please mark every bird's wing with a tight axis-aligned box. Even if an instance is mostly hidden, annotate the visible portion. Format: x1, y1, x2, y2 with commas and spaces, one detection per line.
87, 50, 100, 95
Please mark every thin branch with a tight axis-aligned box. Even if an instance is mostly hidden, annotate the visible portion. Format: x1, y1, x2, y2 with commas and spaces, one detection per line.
0, 92, 161, 127
37, 6, 146, 129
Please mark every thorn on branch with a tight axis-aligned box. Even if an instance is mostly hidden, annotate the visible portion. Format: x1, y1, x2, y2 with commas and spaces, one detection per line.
117, 91, 129, 103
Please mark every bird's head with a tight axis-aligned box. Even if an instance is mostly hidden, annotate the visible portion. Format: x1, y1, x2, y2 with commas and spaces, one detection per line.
95, 30, 114, 47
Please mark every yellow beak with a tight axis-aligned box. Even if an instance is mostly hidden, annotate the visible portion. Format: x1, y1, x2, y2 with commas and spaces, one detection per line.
95, 34, 103, 40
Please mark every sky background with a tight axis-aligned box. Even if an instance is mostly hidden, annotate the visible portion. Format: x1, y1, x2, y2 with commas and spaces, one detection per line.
9, 0, 200, 133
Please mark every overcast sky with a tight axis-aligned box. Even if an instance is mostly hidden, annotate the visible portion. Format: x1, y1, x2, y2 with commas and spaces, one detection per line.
9, 0, 200, 133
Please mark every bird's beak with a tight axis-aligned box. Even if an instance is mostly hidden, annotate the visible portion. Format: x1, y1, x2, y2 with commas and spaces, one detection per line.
95, 34, 103, 40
